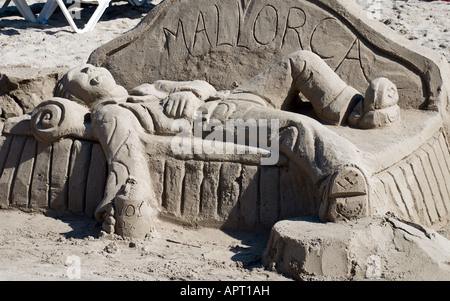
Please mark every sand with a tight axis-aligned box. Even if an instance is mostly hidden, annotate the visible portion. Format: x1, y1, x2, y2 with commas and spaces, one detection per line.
0, 209, 290, 281
0, 0, 449, 281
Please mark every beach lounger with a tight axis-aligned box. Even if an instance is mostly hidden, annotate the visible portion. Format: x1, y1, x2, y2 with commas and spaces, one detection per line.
3, 0, 160, 33
3, 0, 115, 33
2, 0, 41, 21
1, 0, 57, 22
37, 0, 112, 33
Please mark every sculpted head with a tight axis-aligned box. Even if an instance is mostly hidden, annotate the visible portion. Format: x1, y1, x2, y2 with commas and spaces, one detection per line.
54, 64, 128, 107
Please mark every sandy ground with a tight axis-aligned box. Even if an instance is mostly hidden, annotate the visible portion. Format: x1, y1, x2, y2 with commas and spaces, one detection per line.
0, 0, 449, 281
0, 209, 290, 281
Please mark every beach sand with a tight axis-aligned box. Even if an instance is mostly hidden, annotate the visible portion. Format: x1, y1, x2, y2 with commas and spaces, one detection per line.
0, 0, 449, 281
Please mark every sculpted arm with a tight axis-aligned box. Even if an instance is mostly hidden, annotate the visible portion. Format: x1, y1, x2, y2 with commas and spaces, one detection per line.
128, 79, 217, 104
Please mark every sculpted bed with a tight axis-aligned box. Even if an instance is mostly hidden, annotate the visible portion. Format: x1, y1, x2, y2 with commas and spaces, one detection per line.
0, 0, 449, 237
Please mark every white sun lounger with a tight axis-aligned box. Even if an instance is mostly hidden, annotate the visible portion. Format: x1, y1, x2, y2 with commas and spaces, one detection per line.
3, 0, 161, 33
1, 0, 40, 21
37, 0, 112, 33
1, 0, 57, 22
3, 0, 112, 33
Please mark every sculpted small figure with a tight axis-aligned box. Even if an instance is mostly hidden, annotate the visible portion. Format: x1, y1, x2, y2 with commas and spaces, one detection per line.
46, 50, 400, 236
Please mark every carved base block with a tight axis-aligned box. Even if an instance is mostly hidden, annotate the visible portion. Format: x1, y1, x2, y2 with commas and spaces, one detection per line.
263, 216, 450, 281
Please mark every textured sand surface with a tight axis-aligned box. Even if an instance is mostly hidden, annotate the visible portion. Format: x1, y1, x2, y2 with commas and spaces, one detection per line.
0, 0, 449, 281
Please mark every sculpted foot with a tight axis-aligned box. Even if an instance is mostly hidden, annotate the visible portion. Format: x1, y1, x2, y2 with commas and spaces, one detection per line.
348, 77, 400, 129
319, 166, 369, 222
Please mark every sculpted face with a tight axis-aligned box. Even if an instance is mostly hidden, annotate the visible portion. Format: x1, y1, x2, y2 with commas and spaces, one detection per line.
64, 64, 128, 107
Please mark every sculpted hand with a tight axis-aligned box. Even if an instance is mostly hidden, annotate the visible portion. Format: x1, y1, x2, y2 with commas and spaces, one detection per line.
128, 83, 169, 103
163, 91, 203, 120
171, 80, 217, 101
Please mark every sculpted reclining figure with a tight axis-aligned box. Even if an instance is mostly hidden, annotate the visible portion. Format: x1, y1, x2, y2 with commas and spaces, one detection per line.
37, 50, 400, 237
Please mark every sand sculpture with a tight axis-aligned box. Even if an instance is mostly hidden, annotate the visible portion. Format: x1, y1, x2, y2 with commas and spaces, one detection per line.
29, 50, 400, 236
0, 0, 449, 279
